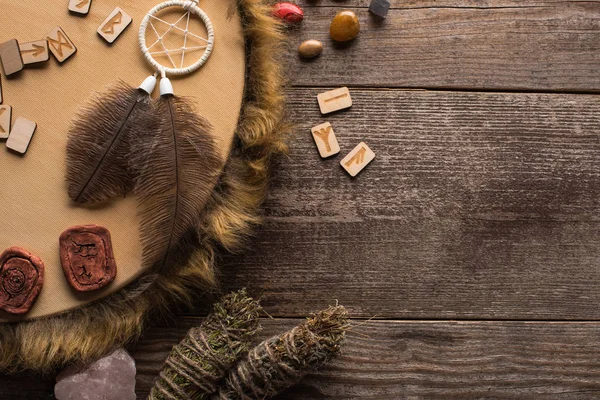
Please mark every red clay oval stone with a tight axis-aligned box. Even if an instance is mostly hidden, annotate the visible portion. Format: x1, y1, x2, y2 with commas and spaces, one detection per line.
0, 247, 45, 315
59, 225, 117, 292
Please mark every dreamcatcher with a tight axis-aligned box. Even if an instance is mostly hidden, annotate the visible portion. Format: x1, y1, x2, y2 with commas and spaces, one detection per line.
66, 0, 222, 275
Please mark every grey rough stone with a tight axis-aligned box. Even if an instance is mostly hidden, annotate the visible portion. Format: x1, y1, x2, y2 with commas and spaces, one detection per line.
369, 0, 391, 18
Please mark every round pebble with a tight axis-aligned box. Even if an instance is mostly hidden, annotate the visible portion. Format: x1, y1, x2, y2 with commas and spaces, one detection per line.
298, 40, 323, 58
329, 10, 360, 42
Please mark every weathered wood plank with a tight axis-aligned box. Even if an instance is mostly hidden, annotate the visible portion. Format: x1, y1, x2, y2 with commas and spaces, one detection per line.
298, 0, 593, 7
131, 319, 600, 398
3, 320, 600, 399
212, 88, 600, 319
288, 1, 600, 91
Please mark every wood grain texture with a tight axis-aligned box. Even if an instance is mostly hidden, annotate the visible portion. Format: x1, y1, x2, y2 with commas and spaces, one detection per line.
289, 1, 600, 92
131, 319, 600, 399
212, 88, 600, 320
2, 319, 600, 399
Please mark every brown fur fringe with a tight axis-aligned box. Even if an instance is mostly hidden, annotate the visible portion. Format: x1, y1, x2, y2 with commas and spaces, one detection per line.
0, 0, 290, 374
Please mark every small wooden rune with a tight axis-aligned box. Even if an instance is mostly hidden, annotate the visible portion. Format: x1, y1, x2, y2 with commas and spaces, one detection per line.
0, 247, 45, 315
0, 39, 24, 76
0, 105, 11, 139
19, 40, 50, 65
340, 142, 376, 177
97, 7, 133, 44
68, 0, 92, 15
6, 117, 36, 154
311, 122, 340, 158
317, 87, 352, 115
59, 225, 117, 292
46, 27, 77, 63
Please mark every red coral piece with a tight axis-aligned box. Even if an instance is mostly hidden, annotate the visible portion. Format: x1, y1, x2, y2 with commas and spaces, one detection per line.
272, 2, 304, 24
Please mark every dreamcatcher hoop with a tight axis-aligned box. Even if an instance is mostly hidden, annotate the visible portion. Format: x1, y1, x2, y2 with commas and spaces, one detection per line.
139, 0, 215, 76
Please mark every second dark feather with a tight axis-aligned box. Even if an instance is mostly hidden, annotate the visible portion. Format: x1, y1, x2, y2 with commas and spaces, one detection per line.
131, 94, 223, 273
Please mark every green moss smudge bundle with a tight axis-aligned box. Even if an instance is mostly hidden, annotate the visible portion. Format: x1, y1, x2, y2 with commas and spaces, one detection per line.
213, 305, 349, 400
149, 289, 262, 400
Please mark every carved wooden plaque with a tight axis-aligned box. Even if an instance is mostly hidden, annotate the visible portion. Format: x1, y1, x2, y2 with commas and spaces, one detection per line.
59, 225, 117, 292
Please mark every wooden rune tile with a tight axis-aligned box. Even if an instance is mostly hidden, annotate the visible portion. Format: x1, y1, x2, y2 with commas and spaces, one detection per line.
0, 39, 24, 76
59, 225, 117, 292
0, 105, 11, 139
68, 0, 92, 15
0, 247, 45, 315
311, 122, 340, 158
317, 87, 352, 115
340, 142, 376, 177
19, 40, 50, 65
46, 27, 77, 63
97, 7, 133, 44
6, 117, 36, 154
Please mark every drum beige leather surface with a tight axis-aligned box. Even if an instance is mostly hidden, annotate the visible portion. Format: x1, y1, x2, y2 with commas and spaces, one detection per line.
0, 0, 245, 321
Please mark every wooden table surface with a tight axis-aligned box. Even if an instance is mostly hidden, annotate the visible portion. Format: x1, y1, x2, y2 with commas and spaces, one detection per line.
3, 0, 600, 398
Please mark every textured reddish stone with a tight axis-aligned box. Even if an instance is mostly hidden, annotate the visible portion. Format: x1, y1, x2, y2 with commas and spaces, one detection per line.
59, 225, 117, 292
272, 2, 304, 24
0, 247, 44, 315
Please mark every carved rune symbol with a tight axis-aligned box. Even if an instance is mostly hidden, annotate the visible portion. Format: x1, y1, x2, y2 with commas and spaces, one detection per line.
72, 242, 97, 278
76, 0, 90, 8
47, 30, 73, 58
72, 241, 98, 258
21, 44, 45, 58
313, 126, 333, 152
345, 147, 367, 168
325, 92, 348, 103
102, 12, 123, 35
0, 109, 5, 134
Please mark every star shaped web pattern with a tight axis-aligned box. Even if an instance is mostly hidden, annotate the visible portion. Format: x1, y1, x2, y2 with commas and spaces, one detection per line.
146, 10, 210, 69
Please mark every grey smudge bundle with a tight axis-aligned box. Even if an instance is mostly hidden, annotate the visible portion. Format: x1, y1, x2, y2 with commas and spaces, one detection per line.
213, 305, 349, 400
149, 289, 262, 400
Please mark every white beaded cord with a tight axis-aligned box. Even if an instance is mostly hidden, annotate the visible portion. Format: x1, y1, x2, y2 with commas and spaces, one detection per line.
139, 0, 214, 76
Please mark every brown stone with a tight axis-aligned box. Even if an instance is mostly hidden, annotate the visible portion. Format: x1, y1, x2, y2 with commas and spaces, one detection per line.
298, 40, 323, 59
330, 10, 360, 42
59, 225, 117, 292
0, 247, 44, 315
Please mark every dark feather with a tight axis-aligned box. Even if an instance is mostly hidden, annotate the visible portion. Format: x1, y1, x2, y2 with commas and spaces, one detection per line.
132, 95, 222, 273
66, 80, 155, 204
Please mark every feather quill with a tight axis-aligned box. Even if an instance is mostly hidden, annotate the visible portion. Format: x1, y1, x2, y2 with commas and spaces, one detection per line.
66, 80, 155, 204
132, 94, 222, 273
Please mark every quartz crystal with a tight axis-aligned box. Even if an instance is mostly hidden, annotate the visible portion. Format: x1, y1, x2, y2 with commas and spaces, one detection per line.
55, 348, 136, 400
